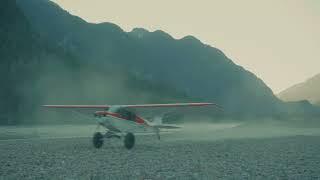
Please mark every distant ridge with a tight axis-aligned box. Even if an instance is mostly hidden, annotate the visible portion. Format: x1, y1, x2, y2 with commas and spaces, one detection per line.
278, 74, 320, 106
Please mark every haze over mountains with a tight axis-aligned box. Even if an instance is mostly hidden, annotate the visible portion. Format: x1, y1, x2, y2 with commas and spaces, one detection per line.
0, 0, 319, 124
0, 0, 77, 124
279, 74, 320, 106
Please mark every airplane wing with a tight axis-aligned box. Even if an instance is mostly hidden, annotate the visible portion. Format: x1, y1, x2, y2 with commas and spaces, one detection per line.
120, 102, 222, 123
118, 102, 221, 109
42, 105, 110, 113
42, 105, 110, 109
42, 103, 221, 120
42, 105, 111, 120
42, 103, 221, 110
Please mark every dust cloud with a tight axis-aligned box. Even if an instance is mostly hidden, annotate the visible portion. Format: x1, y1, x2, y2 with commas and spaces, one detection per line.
1, 119, 320, 141
165, 120, 320, 142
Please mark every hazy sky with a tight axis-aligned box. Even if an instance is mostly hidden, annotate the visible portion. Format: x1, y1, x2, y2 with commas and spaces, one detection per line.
52, 0, 320, 93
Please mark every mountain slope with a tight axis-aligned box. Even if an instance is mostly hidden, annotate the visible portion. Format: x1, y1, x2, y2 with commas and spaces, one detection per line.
278, 74, 320, 105
0, 0, 75, 124
16, 0, 287, 118
0, 0, 188, 125
1, 0, 316, 124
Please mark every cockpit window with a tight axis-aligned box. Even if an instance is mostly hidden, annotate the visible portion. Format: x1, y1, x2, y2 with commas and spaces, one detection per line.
116, 108, 136, 121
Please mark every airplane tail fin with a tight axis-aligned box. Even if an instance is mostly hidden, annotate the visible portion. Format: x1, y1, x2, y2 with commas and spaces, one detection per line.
151, 116, 181, 129
153, 116, 163, 125
148, 116, 181, 140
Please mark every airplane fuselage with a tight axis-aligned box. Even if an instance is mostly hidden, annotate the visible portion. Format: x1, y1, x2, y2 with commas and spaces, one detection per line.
95, 109, 154, 134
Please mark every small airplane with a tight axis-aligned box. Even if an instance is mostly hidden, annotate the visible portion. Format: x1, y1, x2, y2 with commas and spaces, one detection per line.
43, 102, 220, 149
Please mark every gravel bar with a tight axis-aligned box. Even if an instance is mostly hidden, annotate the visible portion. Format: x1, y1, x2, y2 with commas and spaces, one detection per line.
1, 135, 320, 179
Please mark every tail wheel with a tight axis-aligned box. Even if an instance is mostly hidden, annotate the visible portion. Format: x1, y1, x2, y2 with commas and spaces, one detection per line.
93, 132, 104, 148
124, 132, 135, 149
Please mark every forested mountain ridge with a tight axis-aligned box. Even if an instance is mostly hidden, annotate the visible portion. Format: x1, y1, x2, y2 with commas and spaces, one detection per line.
0, 0, 319, 124
16, 0, 286, 118
0, 0, 189, 124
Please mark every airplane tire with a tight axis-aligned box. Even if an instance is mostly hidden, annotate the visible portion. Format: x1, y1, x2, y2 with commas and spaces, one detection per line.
93, 132, 104, 148
124, 132, 135, 149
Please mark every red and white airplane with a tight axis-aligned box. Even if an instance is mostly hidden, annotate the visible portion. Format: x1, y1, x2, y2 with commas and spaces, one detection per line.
43, 103, 220, 149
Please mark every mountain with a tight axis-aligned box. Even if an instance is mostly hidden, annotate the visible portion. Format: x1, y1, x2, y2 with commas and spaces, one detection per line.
0, 0, 188, 125
278, 74, 320, 106
15, 0, 286, 118
0, 0, 77, 124
1, 0, 318, 125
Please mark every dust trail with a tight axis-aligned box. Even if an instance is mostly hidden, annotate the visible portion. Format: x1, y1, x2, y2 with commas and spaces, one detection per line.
2, 120, 320, 142
165, 122, 241, 141
165, 120, 320, 142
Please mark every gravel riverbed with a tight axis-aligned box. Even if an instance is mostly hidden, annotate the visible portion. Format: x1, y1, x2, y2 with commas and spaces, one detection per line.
1, 135, 320, 180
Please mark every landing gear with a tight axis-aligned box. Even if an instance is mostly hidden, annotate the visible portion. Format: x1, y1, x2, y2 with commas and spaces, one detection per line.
155, 127, 160, 140
92, 131, 135, 149
124, 132, 135, 149
105, 131, 121, 139
93, 132, 104, 148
